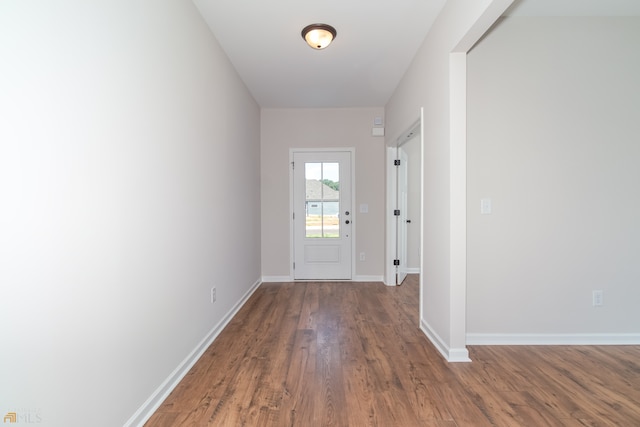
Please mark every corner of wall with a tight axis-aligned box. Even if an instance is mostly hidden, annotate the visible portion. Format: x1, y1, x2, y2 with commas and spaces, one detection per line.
420, 318, 471, 363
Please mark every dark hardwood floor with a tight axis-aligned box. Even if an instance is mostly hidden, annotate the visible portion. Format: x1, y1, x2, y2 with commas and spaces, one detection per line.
145, 275, 640, 426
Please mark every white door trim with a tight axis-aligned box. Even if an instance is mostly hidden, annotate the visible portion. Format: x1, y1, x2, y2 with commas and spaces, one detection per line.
289, 147, 356, 281
385, 117, 422, 286
385, 146, 398, 286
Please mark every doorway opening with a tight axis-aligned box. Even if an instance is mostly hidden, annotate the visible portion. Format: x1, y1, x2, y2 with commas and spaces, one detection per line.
386, 112, 423, 287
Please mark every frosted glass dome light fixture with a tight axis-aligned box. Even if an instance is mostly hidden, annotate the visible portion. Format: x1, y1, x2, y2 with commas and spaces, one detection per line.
301, 23, 337, 50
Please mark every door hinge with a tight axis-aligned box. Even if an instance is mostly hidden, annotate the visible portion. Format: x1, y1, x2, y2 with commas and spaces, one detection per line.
293, 262, 296, 270
394, 159, 401, 166
293, 212, 295, 220
291, 161, 295, 170
394, 209, 400, 216
393, 259, 400, 266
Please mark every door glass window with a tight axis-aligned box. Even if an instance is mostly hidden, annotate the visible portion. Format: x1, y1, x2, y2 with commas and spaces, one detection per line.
305, 162, 340, 238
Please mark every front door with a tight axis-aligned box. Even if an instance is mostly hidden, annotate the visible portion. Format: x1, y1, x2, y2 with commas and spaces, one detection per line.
293, 150, 352, 280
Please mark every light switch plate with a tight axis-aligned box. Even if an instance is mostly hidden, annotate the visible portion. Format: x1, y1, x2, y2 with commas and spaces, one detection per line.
481, 198, 492, 214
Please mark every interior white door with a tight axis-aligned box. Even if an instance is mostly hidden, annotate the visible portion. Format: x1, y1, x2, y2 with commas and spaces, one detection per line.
396, 147, 409, 285
293, 151, 352, 280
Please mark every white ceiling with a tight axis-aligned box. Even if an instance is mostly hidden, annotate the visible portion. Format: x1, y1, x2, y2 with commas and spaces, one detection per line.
193, 0, 447, 108
194, 0, 640, 109
505, 0, 640, 16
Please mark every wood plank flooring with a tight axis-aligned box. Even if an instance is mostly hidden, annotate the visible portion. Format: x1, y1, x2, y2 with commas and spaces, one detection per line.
145, 275, 640, 426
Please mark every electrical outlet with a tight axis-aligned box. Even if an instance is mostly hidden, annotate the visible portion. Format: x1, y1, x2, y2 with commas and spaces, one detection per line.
592, 290, 603, 307
211, 287, 216, 304
359, 252, 365, 261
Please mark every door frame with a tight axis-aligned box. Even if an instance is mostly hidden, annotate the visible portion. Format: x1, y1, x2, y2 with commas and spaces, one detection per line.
289, 147, 356, 281
396, 146, 409, 285
385, 112, 423, 288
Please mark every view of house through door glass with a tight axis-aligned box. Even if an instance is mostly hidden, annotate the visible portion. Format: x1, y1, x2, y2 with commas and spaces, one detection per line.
293, 151, 352, 280
305, 162, 340, 238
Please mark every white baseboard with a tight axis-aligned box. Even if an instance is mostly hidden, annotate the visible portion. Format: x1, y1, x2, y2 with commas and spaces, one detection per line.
261, 275, 293, 283
124, 278, 262, 427
420, 318, 471, 362
262, 275, 384, 283
406, 267, 421, 274
352, 275, 384, 282
466, 333, 640, 346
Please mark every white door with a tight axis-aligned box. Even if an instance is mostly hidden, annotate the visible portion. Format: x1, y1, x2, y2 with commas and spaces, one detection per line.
396, 147, 409, 285
293, 151, 352, 280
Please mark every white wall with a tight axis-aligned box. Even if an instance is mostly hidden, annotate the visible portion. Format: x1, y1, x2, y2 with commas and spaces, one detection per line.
0, 1, 261, 426
467, 17, 640, 342
385, 0, 513, 360
261, 108, 385, 280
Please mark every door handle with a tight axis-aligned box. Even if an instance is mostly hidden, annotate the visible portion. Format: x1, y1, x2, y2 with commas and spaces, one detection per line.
345, 220, 350, 224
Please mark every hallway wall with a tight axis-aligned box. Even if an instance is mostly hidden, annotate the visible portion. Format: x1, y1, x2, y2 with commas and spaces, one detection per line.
0, 1, 261, 425
261, 108, 386, 280
466, 16, 640, 341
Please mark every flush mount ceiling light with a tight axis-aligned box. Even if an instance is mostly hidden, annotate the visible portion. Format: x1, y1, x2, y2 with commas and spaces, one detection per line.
301, 23, 337, 50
